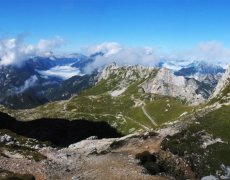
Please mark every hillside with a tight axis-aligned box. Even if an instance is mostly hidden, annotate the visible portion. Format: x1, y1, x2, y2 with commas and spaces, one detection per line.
0, 63, 227, 135
160, 66, 230, 179
2, 64, 204, 135
0, 62, 230, 179
162, 104, 230, 179
0, 55, 94, 109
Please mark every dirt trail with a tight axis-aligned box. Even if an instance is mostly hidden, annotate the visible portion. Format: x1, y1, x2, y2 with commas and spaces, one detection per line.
142, 106, 158, 126
125, 116, 150, 131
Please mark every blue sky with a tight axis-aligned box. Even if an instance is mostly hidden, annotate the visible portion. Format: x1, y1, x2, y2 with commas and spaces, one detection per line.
0, 0, 230, 52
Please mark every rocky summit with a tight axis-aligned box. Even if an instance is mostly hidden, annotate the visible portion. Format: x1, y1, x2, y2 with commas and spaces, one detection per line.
142, 68, 205, 105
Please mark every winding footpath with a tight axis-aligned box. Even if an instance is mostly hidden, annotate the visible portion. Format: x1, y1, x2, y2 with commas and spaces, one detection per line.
142, 106, 158, 126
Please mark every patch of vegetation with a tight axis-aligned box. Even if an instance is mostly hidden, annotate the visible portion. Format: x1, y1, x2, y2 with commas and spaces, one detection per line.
162, 130, 211, 177
80, 75, 121, 96
145, 96, 193, 125
0, 129, 47, 161
136, 151, 187, 179
162, 105, 230, 178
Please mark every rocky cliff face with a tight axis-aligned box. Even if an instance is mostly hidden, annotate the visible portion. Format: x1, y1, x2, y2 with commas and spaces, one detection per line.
98, 62, 155, 81
211, 65, 230, 98
142, 68, 206, 105
98, 64, 213, 105
97, 63, 158, 98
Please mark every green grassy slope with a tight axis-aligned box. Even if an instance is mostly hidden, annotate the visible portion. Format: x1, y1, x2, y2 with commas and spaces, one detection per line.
162, 105, 230, 178
7, 69, 194, 134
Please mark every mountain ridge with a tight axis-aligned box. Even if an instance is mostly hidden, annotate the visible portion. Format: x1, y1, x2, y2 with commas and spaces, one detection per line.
1, 60, 230, 179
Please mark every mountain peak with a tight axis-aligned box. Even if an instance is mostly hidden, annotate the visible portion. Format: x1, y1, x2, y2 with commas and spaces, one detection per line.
98, 63, 155, 82
210, 65, 230, 101
107, 62, 119, 69
142, 67, 206, 105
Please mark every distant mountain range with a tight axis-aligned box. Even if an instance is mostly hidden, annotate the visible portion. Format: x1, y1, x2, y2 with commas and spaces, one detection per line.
1, 52, 230, 179
0, 51, 227, 109
2, 61, 229, 135
0, 54, 95, 109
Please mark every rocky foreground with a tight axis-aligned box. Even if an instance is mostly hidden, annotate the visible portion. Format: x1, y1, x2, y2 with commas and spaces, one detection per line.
0, 127, 198, 180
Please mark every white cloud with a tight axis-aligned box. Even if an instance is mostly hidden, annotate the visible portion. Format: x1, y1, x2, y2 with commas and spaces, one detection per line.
38, 64, 82, 80
84, 41, 230, 73
37, 37, 64, 51
163, 41, 230, 66
1, 36, 229, 71
171, 41, 230, 64
84, 42, 161, 73
0, 35, 64, 66
14, 75, 38, 93
85, 42, 121, 57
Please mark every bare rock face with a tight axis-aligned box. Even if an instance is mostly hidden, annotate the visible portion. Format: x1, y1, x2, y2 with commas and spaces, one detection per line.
142, 68, 205, 105
98, 62, 119, 81
97, 63, 157, 97
210, 65, 230, 100
98, 62, 155, 81
97, 64, 211, 105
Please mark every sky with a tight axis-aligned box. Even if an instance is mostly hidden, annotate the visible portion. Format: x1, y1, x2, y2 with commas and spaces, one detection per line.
0, 0, 230, 50
0, 0, 230, 67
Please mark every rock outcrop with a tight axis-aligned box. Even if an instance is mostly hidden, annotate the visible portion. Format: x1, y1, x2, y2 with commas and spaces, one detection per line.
210, 65, 230, 100
97, 64, 214, 105
97, 63, 158, 97
142, 68, 205, 105
98, 62, 156, 81
0, 127, 196, 180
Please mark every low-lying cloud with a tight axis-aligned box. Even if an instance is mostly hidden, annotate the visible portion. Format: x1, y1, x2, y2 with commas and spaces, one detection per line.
13, 75, 38, 94
84, 41, 230, 73
177, 41, 230, 63
84, 43, 161, 73
38, 64, 82, 80
1, 36, 229, 72
85, 42, 121, 57
0, 35, 64, 66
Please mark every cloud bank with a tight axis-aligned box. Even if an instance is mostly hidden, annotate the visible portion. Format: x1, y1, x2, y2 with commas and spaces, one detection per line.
1, 36, 229, 72
13, 75, 38, 94
177, 41, 230, 63
85, 42, 121, 57
38, 64, 82, 80
0, 35, 64, 66
84, 41, 230, 73
84, 43, 161, 73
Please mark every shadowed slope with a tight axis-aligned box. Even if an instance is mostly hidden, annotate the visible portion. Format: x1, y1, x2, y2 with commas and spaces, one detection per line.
0, 112, 122, 147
